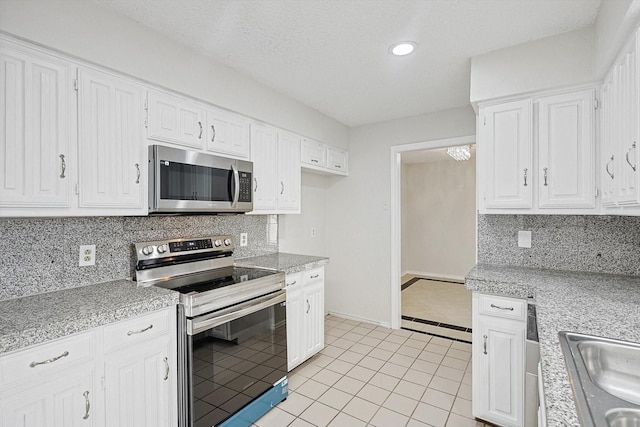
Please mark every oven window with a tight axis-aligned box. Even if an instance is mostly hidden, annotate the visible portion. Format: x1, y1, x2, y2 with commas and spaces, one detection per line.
160, 161, 233, 202
189, 303, 287, 427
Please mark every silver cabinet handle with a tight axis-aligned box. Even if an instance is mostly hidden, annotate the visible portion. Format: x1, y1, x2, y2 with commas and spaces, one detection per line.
311, 159, 319, 163
626, 142, 637, 172
30, 350, 69, 368
280, 181, 284, 195
334, 164, 341, 169
310, 274, 320, 279
543, 167, 548, 186
606, 155, 615, 179
127, 324, 153, 336
211, 125, 216, 142
59, 154, 66, 178
306, 299, 310, 314
490, 303, 514, 311
163, 357, 169, 381
286, 280, 297, 287
523, 168, 528, 187
83, 391, 90, 420
483, 335, 488, 355
198, 121, 203, 139
254, 178, 258, 192
135, 163, 140, 184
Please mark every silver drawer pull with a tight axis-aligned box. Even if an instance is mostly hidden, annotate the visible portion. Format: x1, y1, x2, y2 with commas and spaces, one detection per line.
286, 280, 297, 287
83, 390, 91, 420
311, 159, 319, 163
490, 303, 514, 311
30, 350, 69, 368
127, 324, 153, 336
310, 274, 320, 279
335, 164, 341, 168
163, 357, 169, 381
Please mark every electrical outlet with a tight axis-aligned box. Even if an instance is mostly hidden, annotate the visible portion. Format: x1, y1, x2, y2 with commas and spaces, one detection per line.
79, 244, 96, 266
240, 233, 248, 247
311, 227, 316, 238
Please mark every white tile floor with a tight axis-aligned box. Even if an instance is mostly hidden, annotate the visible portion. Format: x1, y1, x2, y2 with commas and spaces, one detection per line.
254, 315, 487, 427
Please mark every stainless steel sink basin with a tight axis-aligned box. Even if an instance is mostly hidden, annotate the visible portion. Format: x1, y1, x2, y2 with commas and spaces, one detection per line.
559, 332, 640, 427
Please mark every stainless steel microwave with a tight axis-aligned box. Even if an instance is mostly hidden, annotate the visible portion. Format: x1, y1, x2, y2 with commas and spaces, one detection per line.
148, 145, 253, 214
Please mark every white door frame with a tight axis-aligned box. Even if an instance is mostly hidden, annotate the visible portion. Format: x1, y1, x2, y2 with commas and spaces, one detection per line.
389, 135, 476, 329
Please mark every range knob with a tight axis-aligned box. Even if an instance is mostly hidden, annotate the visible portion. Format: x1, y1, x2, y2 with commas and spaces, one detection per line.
157, 244, 168, 254
141, 245, 155, 256
214, 239, 222, 247
224, 238, 232, 246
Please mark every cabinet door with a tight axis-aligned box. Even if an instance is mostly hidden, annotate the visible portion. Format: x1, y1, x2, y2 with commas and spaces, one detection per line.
0, 42, 71, 208
301, 139, 327, 168
303, 275, 325, 358
77, 68, 145, 211
538, 90, 595, 208
480, 99, 533, 209
326, 147, 348, 175
277, 132, 301, 212
206, 109, 250, 158
250, 124, 278, 212
473, 312, 525, 427
104, 335, 176, 427
147, 90, 204, 148
285, 273, 304, 371
0, 364, 96, 427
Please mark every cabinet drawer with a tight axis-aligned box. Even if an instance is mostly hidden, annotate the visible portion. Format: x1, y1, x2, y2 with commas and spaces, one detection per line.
285, 272, 304, 289
301, 140, 327, 168
477, 294, 526, 321
304, 267, 324, 286
103, 308, 172, 353
1, 331, 95, 387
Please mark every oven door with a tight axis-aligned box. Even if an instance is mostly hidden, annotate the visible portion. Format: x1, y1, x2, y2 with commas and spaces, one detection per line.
149, 145, 253, 214
184, 290, 287, 427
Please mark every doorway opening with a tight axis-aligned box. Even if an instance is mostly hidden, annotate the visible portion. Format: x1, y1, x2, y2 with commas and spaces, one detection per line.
390, 136, 477, 337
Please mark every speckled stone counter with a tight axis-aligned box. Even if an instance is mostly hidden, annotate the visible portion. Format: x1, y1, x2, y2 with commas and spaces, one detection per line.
466, 263, 640, 427
0, 280, 178, 355
236, 252, 329, 274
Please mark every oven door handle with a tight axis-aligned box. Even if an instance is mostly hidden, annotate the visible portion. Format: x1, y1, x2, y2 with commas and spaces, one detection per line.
187, 290, 286, 335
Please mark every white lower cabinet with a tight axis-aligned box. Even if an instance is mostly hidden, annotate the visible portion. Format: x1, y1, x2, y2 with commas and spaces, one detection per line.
0, 306, 177, 427
472, 293, 526, 427
286, 267, 325, 371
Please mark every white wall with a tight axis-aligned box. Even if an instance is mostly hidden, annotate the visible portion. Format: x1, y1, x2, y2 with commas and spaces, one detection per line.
470, 27, 596, 104
325, 107, 476, 326
401, 153, 476, 280
278, 172, 329, 256
0, 0, 349, 146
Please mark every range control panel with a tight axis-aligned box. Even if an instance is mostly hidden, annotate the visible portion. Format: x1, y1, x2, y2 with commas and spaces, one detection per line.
135, 235, 234, 260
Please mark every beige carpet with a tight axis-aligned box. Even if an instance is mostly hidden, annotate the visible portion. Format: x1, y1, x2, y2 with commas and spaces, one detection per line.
401, 278, 472, 329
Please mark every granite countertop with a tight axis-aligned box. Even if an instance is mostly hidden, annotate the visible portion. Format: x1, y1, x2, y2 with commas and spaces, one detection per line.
236, 252, 329, 274
466, 263, 640, 427
0, 280, 179, 355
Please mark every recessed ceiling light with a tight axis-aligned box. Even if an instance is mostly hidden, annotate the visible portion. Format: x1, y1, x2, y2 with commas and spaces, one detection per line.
390, 41, 417, 56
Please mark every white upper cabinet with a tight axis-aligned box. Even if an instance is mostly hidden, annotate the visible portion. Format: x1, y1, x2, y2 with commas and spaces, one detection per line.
251, 123, 279, 212
301, 139, 348, 176
480, 99, 533, 209
77, 68, 146, 212
600, 29, 640, 208
0, 40, 72, 209
479, 88, 597, 214
146, 89, 205, 149
538, 89, 595, 209
206, 108, 250, 159
250, 124, 301, 214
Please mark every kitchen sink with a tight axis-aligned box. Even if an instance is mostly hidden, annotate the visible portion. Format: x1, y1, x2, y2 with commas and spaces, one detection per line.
559, 332, 640, 427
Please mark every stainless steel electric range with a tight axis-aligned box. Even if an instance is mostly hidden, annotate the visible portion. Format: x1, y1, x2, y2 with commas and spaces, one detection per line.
135, 236, 287, 427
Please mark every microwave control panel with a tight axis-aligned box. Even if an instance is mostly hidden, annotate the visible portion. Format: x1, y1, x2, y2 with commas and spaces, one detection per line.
239, 172, 252, 202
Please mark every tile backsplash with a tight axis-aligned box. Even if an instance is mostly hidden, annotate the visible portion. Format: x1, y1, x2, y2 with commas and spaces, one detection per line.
0, 215, 277, 301
478, 214, 640, 276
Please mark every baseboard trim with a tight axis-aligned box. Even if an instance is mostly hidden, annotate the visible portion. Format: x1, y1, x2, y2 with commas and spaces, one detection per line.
403, 270, 466, 283
326, 311, 391, 329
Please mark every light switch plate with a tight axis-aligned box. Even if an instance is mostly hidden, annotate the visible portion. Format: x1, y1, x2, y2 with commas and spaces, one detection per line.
518, 231, 532, 248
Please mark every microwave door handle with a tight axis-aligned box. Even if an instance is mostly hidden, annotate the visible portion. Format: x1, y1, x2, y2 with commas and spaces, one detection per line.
231, 164, 240, 207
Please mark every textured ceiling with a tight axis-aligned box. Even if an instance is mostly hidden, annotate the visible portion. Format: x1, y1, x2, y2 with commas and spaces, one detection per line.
93, 0, 601, 127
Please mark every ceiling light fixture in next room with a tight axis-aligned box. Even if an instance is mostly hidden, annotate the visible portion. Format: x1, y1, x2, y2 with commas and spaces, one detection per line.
390, 41, 417, 56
